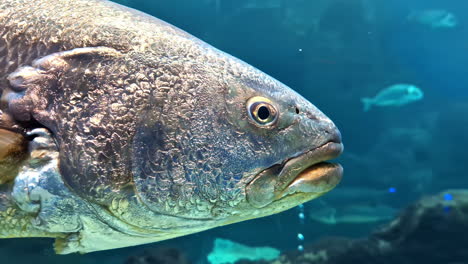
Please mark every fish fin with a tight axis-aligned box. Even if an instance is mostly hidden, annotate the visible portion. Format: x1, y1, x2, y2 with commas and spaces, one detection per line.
0, 128, 27, 184
328, 208, 337, 225
5, 47, 122, 122
361, 97, 373, 112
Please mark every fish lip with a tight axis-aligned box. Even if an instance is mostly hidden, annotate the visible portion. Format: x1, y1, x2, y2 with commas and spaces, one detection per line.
280, 162, 343, 198
245, 141, 343, 208
276, 141, 343, 193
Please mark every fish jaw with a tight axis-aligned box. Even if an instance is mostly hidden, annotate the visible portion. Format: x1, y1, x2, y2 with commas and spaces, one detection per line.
216, 141, 342, 227
246, 141, 343, 209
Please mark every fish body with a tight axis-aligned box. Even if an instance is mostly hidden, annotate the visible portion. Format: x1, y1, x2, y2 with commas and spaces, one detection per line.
407, 9, 458, 29
0, 0, 343, 253
309, 204, 396, 225
361, 84, 423, 111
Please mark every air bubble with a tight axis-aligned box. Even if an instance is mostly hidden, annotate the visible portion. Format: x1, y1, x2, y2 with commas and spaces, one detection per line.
297, 233, 304, 241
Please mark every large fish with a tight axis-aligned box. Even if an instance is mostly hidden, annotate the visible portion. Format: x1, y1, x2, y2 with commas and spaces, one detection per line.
0, 0, 343, 253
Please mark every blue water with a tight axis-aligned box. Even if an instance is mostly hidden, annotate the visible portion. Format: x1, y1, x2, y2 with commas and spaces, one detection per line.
2, 0, 467, 263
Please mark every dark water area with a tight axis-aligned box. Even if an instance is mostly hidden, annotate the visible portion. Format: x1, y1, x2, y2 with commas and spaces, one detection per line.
1, 0, 467, 263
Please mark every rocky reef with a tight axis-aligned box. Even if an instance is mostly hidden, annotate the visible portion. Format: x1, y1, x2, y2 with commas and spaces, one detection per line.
242, 190, 468, 264
124, 248, 189, 264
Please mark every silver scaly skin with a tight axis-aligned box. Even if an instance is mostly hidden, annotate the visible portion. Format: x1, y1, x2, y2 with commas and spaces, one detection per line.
0, 0, 343, 253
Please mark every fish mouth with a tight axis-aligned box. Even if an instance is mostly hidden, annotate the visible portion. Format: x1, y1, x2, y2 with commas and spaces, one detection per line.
246, 141, 343, 208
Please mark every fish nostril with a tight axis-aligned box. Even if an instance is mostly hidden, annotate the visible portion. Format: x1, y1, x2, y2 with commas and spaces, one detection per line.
326, 127, 342, 144
304, 112, 320, 121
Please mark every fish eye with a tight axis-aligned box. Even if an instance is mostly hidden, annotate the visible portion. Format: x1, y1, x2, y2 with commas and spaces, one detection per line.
247, 97, 278, 126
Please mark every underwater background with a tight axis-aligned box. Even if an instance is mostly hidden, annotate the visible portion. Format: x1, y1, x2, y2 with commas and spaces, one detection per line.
1, 0, 467, 263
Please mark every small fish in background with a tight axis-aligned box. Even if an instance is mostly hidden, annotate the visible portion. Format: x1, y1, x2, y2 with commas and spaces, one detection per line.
309, 203, 397, 225
407, 9, 458, 29
361, 84, 423, 112
242, 0, 282, 9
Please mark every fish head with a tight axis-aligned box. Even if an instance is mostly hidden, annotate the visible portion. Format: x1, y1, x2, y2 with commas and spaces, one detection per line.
219, 59, 344, 223
406, 85, 424, 101
407, 9, 457, 28
132, 50, 343, 228
438, 13, 458, 28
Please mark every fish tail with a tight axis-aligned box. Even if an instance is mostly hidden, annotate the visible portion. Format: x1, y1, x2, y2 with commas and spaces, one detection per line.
361, 97, 373, 112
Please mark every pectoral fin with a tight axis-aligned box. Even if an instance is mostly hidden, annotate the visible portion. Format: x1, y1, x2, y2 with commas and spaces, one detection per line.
0, 128, 27, 184
5, 46, 122, 123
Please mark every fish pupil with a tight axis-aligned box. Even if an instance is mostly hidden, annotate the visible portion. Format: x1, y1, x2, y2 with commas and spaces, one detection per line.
258, 105, 270, 120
